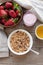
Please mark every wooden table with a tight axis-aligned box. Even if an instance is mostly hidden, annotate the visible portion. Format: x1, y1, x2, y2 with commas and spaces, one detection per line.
0, 0, 43, 65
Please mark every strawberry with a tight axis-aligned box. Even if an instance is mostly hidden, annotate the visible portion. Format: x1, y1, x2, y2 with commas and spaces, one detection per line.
11, 6, 14, 10
16, 10, 19, 15
16, 10, 21, 16
5, 9, 9, 15
5, 18, 15, 26
9, 10, 17, 18
5, 18, 18, 26
0, 6, 4, 10
0, 10, 7, 17
2, 18, 6, 24
5, 2, 12, 8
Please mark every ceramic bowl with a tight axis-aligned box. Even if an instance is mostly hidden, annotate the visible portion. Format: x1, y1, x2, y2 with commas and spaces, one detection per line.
8, 29, 33, 55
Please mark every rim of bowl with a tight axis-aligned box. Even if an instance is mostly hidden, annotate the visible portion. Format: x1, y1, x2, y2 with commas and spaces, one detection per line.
35, 24, 43, 40
8, 29, 33, 55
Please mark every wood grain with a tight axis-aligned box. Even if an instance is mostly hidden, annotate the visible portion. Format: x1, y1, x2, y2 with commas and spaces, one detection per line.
0, 0, 43, 65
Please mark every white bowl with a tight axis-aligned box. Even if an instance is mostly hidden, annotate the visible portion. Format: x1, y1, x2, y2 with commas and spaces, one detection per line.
8, 29, 33, 55
35, 24, 43, 40
23, 13, 37, 27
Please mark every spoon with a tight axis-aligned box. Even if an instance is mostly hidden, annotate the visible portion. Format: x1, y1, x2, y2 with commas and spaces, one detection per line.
25, 45, 39, 55
31, 49, 39, 55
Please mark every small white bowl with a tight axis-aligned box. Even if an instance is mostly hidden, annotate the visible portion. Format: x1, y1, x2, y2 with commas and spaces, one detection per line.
35, 24, 43, 40
8, 29, 33, 55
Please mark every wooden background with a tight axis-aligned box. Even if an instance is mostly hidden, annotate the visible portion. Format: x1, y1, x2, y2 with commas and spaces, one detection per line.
0, 0, 43, 65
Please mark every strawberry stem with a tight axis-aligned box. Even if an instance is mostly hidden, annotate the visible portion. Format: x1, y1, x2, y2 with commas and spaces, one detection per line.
13, 18, 18, 23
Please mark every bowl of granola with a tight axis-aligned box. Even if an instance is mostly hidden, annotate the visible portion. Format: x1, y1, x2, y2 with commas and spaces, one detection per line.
8, 29, 33, 55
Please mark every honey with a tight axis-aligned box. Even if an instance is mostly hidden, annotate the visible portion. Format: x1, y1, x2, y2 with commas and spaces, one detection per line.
36, 26, 43, 38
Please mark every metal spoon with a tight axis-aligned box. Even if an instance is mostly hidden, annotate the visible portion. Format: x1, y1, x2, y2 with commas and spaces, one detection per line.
31, 49, 39, 55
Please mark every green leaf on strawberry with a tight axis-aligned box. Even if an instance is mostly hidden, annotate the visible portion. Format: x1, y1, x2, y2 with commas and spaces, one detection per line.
12, 2, 21, 12
16, 6, 21, 12
13, 18, 18, 23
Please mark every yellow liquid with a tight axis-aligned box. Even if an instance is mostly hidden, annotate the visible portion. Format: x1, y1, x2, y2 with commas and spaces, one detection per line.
36, 26, 43, 38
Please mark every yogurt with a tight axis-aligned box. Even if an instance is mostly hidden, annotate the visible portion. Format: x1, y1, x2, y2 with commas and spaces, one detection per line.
23, 13, 37, 27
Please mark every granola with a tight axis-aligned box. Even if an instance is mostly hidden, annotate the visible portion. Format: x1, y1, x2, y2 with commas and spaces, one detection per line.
10, 31, 30, 53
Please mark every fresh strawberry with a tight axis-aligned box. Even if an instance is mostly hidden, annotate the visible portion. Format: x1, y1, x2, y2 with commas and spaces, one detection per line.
5, 9, 9, 15
9, 10, 17, 18
0, 10, 7, 17
5, 2, 12, 8
5, 18, 15, 26
0, 6, 4, 10
16, 10, 21, 16
2, 18, 6, 24
16, 10, 19, 15
11, 6, 14, 9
